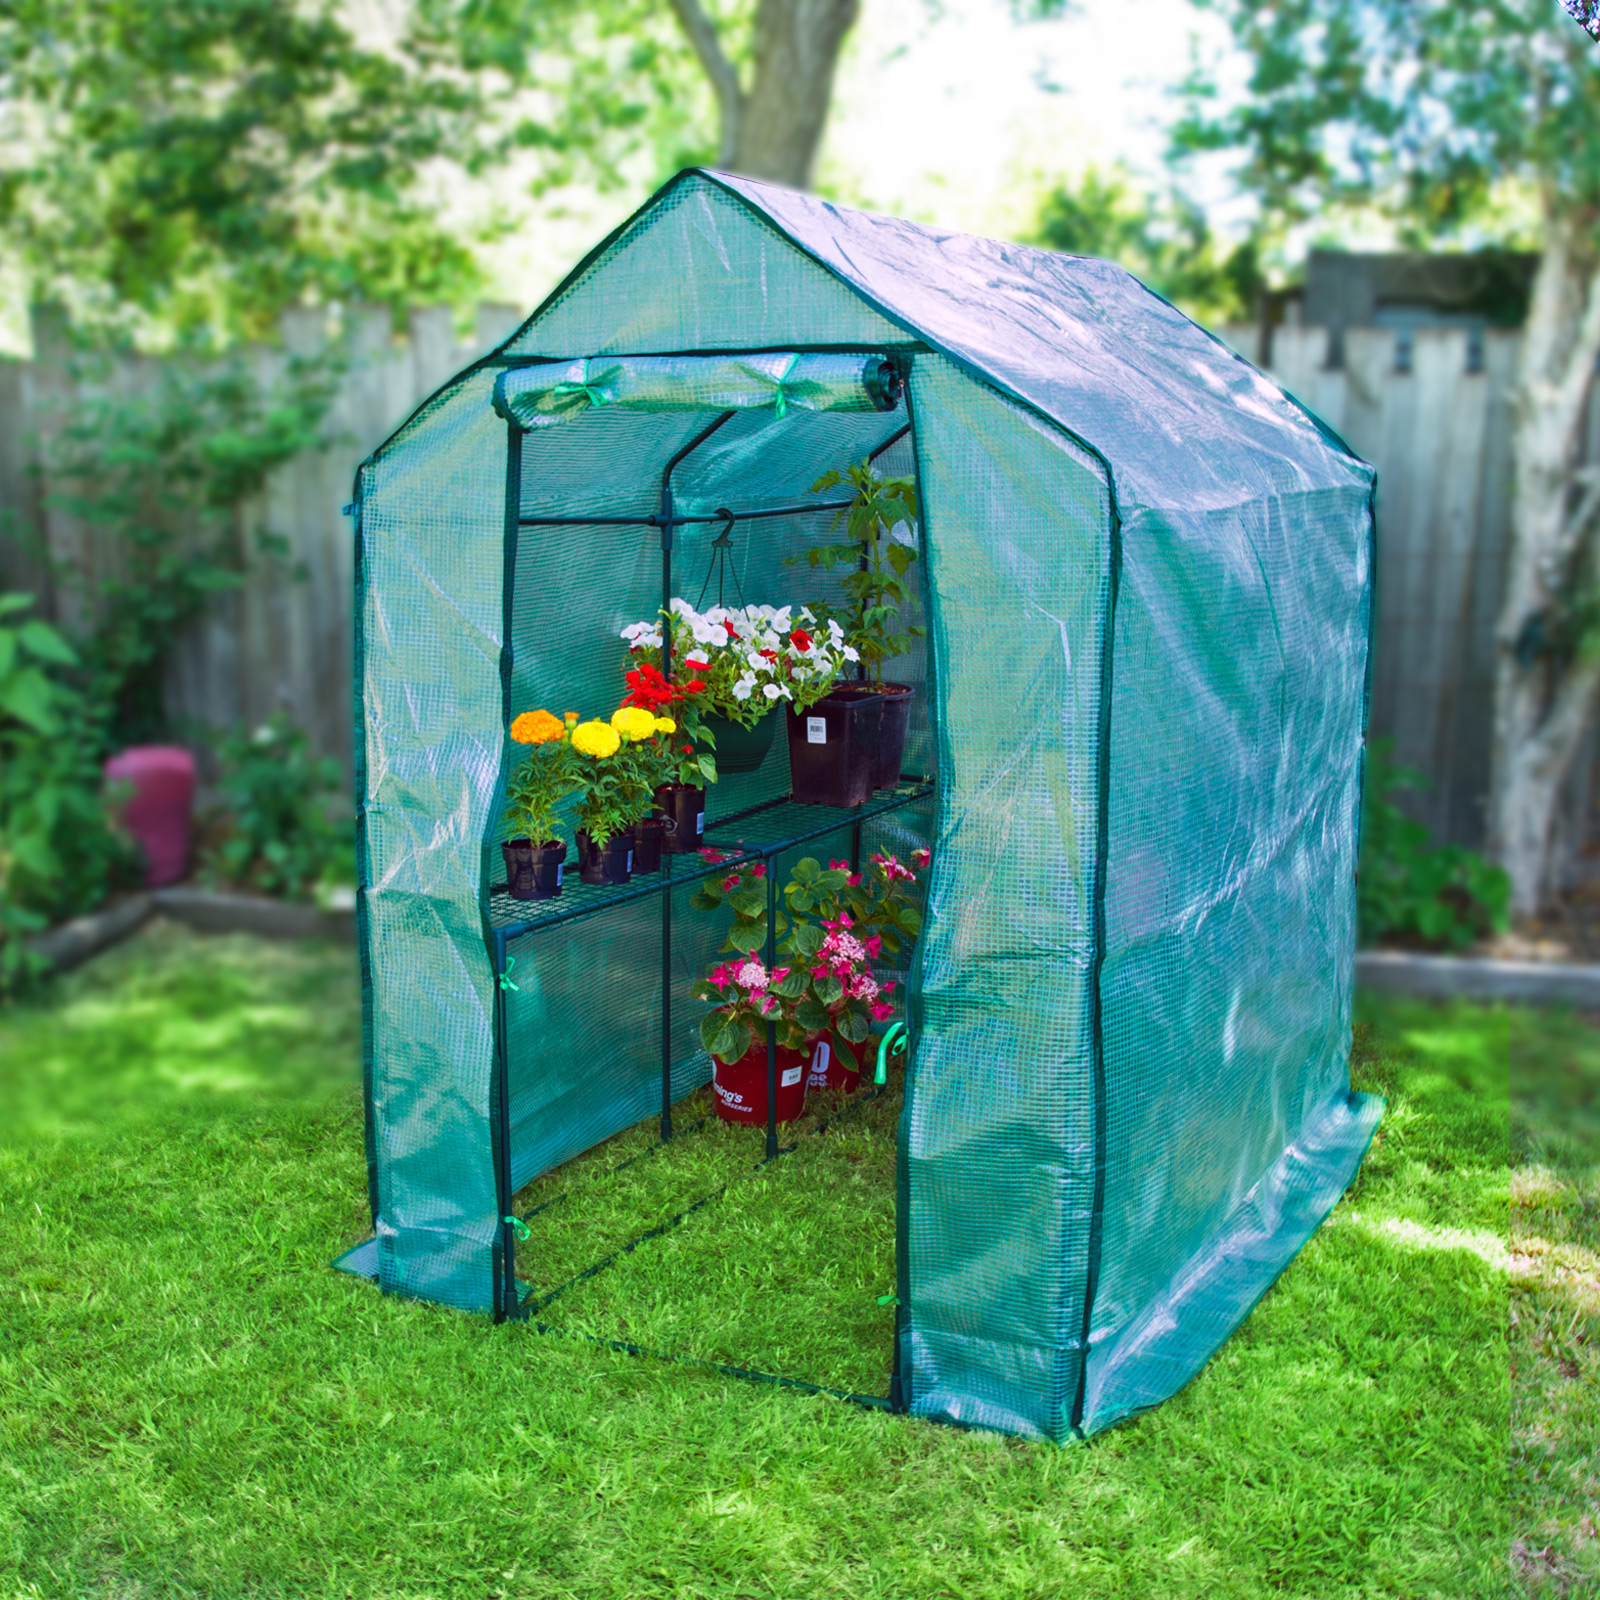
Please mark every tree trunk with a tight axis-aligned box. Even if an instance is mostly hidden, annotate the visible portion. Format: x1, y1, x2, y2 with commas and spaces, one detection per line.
1489, 207, 1600, 917
669, 0, 860, 190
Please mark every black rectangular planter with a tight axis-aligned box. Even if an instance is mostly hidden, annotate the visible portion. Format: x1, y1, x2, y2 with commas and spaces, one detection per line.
786, 686, 884, 808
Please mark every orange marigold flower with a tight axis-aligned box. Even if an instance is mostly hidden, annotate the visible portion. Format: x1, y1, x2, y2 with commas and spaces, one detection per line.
511, 709, 566, 745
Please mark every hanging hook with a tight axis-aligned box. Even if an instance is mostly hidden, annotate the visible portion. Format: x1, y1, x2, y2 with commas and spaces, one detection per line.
695, 509, 746, 610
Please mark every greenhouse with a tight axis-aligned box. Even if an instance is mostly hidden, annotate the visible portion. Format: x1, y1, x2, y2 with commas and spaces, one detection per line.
333, 167, 1384, 1443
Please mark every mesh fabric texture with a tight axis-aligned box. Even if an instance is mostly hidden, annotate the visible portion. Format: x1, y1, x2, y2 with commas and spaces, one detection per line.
351, 169, 1379, 1438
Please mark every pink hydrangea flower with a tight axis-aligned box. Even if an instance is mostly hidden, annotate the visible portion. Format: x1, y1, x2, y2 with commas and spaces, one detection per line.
869, 1000, 895, 1022
722, 874, 741, 891
735, 959, 769, 990
911, 848, 931, 870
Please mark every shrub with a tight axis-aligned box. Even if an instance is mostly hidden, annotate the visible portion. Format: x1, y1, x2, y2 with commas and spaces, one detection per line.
0, 594, 136, 995
1358, 740, 1510, 951
199, 715, 351, 902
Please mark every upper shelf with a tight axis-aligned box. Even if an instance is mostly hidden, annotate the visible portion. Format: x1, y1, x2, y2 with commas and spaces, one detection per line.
485, 779, 934, 946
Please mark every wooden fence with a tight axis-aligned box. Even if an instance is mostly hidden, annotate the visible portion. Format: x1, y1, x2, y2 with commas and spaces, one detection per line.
0, 311, 1566, 858
0, 303, 521, 775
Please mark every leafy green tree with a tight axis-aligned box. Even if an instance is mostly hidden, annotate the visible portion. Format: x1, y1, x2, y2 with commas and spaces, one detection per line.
0, 0, 695, 345
1179, 0, 1600, 915
1032, 165, 1264, 324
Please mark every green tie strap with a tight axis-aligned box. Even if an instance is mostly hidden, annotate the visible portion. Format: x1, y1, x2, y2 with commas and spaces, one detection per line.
503, 1214, 531, 1241
772, 353, 799, 420
550, 380, 607, 408
498, 956, 520, 993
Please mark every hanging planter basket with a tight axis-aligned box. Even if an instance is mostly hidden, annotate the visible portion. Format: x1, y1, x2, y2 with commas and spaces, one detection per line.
713, 1042, 809, 1125
701, 711, 778, 775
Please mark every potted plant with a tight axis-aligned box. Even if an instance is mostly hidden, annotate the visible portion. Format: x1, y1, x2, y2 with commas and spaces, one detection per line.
786, 849, 929, 1088
569, 712, 644, 886
501, 708, 579, 900
802, 460, 923, 790
618, 655, 718, 852
691, 846, 928, 1112
623, 601, 860, 776
611, 706, 679, 873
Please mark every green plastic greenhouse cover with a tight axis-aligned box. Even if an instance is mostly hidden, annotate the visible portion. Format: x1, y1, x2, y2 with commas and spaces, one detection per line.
347, 166, 1382, 1442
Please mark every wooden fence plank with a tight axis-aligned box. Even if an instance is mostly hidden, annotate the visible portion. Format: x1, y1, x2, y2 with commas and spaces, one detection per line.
0, 305, 1569, 869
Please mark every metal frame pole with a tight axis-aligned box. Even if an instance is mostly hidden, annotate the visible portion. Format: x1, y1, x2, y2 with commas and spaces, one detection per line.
764, 856, 779, 1162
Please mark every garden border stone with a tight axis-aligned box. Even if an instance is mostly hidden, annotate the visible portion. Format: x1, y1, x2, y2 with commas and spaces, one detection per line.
1357, 949, 1600, 1007
27, 894, 153, 974
150, 888, 355, 944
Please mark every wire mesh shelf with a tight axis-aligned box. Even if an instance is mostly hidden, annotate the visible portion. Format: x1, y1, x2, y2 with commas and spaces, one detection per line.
485, 779, 933, 943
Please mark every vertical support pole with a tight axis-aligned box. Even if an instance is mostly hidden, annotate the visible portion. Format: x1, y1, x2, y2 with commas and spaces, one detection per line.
764, 855, 779, 1162
493, 929, 517, 1322
491, 420, 524, 1324
660, 482, 675, 1143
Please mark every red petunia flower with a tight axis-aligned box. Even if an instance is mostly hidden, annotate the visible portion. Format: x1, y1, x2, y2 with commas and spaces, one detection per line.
790, 628, 813, 651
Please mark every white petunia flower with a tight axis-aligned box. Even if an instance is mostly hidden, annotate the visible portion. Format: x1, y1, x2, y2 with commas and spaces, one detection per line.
762, 683, 782, 700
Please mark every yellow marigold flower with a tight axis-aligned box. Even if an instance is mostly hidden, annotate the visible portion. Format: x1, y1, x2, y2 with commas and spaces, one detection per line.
510, 709, 565, 745
610, 706, 657, 743
653, 716, 676, 734
571, 719, 621, 759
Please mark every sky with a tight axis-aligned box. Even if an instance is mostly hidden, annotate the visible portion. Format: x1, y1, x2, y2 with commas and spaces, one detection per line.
481, 0, 1239, 315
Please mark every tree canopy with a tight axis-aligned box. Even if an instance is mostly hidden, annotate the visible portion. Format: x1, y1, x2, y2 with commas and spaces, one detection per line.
1176, 0, 1600, 244
0, 0, 708, 346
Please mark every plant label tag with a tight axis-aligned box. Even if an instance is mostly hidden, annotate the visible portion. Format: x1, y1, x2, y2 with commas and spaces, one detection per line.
812, 1041, 830, 1074
807, 717, 827, 745
555, 864, 563, 886
696, 813, 704, 834
626, 851, 634, 871
781, 1065, 803, 1088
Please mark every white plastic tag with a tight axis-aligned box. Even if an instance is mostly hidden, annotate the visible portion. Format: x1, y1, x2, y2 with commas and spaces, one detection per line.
781, 1065, 803, 1088
807, 716, 827, 745
555, 864, 563, 885
626, 851, 634, 871
696, 813, 704, 834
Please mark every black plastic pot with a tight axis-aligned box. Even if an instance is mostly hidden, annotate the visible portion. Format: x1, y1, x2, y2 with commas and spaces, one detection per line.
701, 711, 778, 775
786, 686, 884, 808
872, 682, 915, 790
575, 829, 634, 887
654, 784, 707, 854
502, 838, 566, 901
633, 814, 665, 874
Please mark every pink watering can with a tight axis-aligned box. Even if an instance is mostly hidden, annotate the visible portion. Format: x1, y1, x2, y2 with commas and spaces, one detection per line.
103, 745, 196, 887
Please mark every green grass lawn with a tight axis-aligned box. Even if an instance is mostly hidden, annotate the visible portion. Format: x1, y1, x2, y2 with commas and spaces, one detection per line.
1511, 1004, 1600, 1595
2, 921, 1508, 1598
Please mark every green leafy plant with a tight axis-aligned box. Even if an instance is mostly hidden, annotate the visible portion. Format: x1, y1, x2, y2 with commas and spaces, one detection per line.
1358, 741, 1511, 951
801, 462, 923, 687
689, 850, 929, 1065
199, 714, 350, 902
502, 709, 580, 844
0, 594, 135, 995
43, 355, 336, 753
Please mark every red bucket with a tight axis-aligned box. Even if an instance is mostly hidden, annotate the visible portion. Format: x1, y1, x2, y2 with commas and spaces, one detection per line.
713, 1043, 809, 1125
103, 745, 196, 887
806, 1034, 862, 1095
